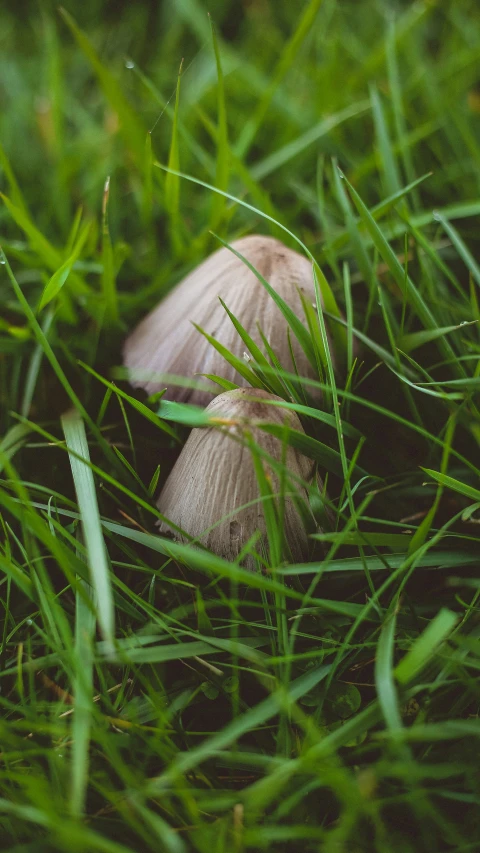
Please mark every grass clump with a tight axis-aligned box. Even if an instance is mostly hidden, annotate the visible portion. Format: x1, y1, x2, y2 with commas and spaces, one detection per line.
1, 1, 480, 851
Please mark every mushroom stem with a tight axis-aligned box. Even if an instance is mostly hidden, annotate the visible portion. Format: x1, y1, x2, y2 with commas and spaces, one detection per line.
157, 388, 327, 570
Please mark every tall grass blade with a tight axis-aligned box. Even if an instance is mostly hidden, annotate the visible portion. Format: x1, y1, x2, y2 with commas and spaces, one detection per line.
61, 408, 115, 652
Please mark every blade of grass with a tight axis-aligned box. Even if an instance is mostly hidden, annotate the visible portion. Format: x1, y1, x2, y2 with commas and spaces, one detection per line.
192, 323, 268, 390
209, 17, 229, 230
421, 470, 480, 503
61, 408, 115, 653
59, 7, 146, 164
236, 0, 324, 157
433, 211, 480, 289
101, 521, 367, 618
78, 361, 178, 441
395, 608, 458, 685
407, 415, 455, 554
142, 132, 154, 225
165, 61, 183, 254
147, 663, 331, 790
70, 572, 96, 817
375, 606, 403, 731
0, 248, 120, 469
0, 141, 28, 213
101, 176, 119, 325
211, 234, 316, 369
38, 218, 91, 311
251, 100, 370, 182
338, 169, 464, 374
370, 84, 402, 198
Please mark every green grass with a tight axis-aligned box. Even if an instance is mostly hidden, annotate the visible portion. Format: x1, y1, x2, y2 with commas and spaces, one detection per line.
1, 1, 480, 850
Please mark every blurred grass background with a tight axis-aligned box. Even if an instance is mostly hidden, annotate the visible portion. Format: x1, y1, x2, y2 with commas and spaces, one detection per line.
2, 1, 480, 851
4, 0, 480, 243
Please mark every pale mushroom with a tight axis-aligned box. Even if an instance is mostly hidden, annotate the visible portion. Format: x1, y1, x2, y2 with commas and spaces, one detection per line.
157, 388, 326, 568
124, 235, 333, 406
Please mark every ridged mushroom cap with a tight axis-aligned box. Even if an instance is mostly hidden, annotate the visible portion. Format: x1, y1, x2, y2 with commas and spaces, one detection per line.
124, 235, 331, 406
157, 388, 324, 569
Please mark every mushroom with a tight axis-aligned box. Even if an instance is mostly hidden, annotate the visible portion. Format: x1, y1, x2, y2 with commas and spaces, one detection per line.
124, 235, 333, 406
157, 388, 325, 568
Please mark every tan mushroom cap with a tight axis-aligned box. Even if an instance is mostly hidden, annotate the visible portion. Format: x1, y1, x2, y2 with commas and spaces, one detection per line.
157, 388, 324, 569
124, 235, 332, 406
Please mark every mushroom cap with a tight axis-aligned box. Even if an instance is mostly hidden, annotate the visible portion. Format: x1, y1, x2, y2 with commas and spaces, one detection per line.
157, 388, 323, 568
124, 235, 329, 406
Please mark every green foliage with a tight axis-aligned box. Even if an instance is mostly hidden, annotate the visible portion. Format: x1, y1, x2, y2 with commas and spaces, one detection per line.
1, 2, 480, 851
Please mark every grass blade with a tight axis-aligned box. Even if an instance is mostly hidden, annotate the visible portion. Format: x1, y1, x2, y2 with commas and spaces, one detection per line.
395, 608, 458, 685
433, 211, 480, 289
38, 219, 91, 311
70, 574, 96, 817
101, 176, 119, 325
339, 169, 463, 373
375, 608, 403, 731
421, 469, 480, 503
61, 408, 115, 652
236, 0, 324, 157
209, 17, 229, 230
165, 62, 183, 253
59, 7, 146, 163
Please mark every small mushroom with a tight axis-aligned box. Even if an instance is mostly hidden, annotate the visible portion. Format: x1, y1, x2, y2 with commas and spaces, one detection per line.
157, 388, 325, 568
124, 235, 333, 406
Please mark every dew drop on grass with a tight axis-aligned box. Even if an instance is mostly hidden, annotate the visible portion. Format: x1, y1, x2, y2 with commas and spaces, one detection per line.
125, 59, 135, 69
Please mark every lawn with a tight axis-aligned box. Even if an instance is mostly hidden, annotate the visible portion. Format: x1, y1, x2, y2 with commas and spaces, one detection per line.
1, 1, 480, 851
